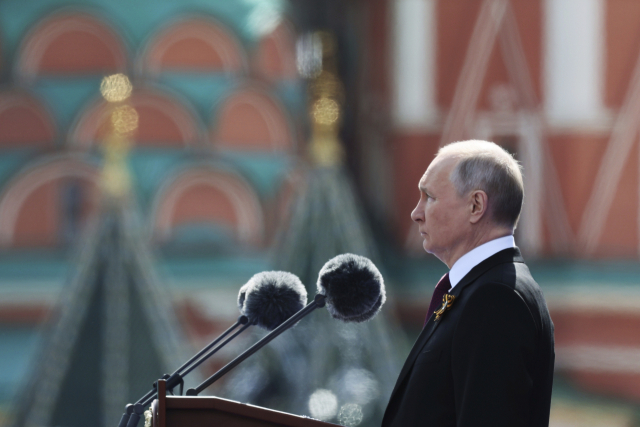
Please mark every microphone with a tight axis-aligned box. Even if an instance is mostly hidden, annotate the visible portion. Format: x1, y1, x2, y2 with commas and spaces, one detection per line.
187, 254, 385, 396
317, 253, 386, 323
118, 271, 307, 427
242, 271, 308, 330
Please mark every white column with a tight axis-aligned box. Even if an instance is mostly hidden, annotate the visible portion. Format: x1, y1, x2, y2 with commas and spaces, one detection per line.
544, 0, 606, 128
517, 113, 544, 256
392, 0, 437, 129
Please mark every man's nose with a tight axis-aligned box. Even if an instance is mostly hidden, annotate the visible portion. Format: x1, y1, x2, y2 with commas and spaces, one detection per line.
411, 203, 423, 223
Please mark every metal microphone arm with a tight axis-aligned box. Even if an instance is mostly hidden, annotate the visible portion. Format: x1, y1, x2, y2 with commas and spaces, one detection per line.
186, 294, 327, 396
118, 315, 251, 427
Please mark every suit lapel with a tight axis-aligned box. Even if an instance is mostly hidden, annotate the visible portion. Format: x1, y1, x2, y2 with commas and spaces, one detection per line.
387, 310, 443, 400
387, 247, 524, 404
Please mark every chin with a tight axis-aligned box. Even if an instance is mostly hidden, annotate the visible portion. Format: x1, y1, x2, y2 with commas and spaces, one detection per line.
422, 240, 441, 258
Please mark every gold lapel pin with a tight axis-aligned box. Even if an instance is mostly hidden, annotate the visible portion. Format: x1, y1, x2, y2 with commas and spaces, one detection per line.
434, 294, 456, 321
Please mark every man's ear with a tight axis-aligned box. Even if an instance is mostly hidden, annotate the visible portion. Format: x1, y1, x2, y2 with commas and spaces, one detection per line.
469, 190, 488, 224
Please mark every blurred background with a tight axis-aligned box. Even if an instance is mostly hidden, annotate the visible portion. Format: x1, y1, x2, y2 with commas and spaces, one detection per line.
0, 0, 639, 426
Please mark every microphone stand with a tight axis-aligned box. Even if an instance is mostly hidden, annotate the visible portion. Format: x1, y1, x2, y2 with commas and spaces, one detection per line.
186, 294, 326, 396
118, 315, 252, 427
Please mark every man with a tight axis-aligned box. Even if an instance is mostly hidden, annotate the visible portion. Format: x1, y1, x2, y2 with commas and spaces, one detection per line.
382, 140, 554, 427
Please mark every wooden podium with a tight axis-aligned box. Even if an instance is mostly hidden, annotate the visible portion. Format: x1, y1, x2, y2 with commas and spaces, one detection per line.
151, 380, 341, 427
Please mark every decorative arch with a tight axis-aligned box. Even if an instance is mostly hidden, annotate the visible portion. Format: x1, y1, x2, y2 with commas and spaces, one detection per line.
0, 91, 56, 147
255, 21, 298, 80
16, 12, 127, 79
152, 166, 264, 246
70, 87, 203, 148
141, 17, 247, 74
0, 155, 100, 247
212, 85, 294, 151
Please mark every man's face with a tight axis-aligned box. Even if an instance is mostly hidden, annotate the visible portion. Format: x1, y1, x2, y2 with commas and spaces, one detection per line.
411, 155, 471, 264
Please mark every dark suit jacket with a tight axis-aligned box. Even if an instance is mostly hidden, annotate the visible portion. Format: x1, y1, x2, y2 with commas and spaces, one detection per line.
382, 248, 554, 427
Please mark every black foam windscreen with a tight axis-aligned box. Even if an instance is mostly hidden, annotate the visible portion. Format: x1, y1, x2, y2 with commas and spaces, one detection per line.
237, 282, 251, 313
242, 271, 308, 330
317, 253, 386, 322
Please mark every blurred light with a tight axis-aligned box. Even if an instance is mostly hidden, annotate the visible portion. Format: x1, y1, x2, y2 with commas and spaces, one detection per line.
312, 98, 340, 126
111, 105, 139, 136
308, 389, 338, 420
341, 368, 379, 405
296, 33, 323, 78
337, 403, 363, 427
245, 0, 283, 37
100, 73, 132, 102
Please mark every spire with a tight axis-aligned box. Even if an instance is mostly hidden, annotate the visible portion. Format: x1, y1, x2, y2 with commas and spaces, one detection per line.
220, 31, 404, 427
11, 75, 191, 427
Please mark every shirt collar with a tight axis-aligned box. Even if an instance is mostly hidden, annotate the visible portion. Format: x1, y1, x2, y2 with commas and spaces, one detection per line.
449, 235, 515, 289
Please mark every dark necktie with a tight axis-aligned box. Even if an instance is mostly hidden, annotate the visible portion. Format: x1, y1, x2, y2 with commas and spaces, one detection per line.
425, 273, 451, 325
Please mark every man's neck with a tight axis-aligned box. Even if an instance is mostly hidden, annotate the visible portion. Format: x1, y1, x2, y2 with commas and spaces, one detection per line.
448, 235, 516, 288
441, 226, 513, 269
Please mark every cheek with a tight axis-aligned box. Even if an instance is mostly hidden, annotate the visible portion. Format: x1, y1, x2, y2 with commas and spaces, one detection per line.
424, 212, 445, 239
425, 205, 458, 238
426, 205, 447, 225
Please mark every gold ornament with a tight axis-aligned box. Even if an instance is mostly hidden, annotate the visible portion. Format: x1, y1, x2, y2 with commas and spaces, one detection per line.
434, 294, 456, 321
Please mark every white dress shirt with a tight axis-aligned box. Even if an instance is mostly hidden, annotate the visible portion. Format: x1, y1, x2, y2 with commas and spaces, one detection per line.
449, 235, 516, 290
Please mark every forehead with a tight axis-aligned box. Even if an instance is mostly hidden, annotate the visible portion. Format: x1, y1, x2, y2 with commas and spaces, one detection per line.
419, 155, 458, 188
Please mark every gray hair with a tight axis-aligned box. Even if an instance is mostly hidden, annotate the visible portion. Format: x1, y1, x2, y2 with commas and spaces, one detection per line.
438, 140, 524, 228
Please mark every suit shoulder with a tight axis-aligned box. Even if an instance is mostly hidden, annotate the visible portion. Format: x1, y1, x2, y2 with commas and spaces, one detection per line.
463, 280, 527, 308
472, 261, 547, 315
454, 261, 553, 337
457, 281, 539, 337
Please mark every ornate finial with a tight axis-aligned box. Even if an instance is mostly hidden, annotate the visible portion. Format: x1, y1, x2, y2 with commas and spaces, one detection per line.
305, 31, 345, 167
100, 73, 132, 102
99, 74, 137, 199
